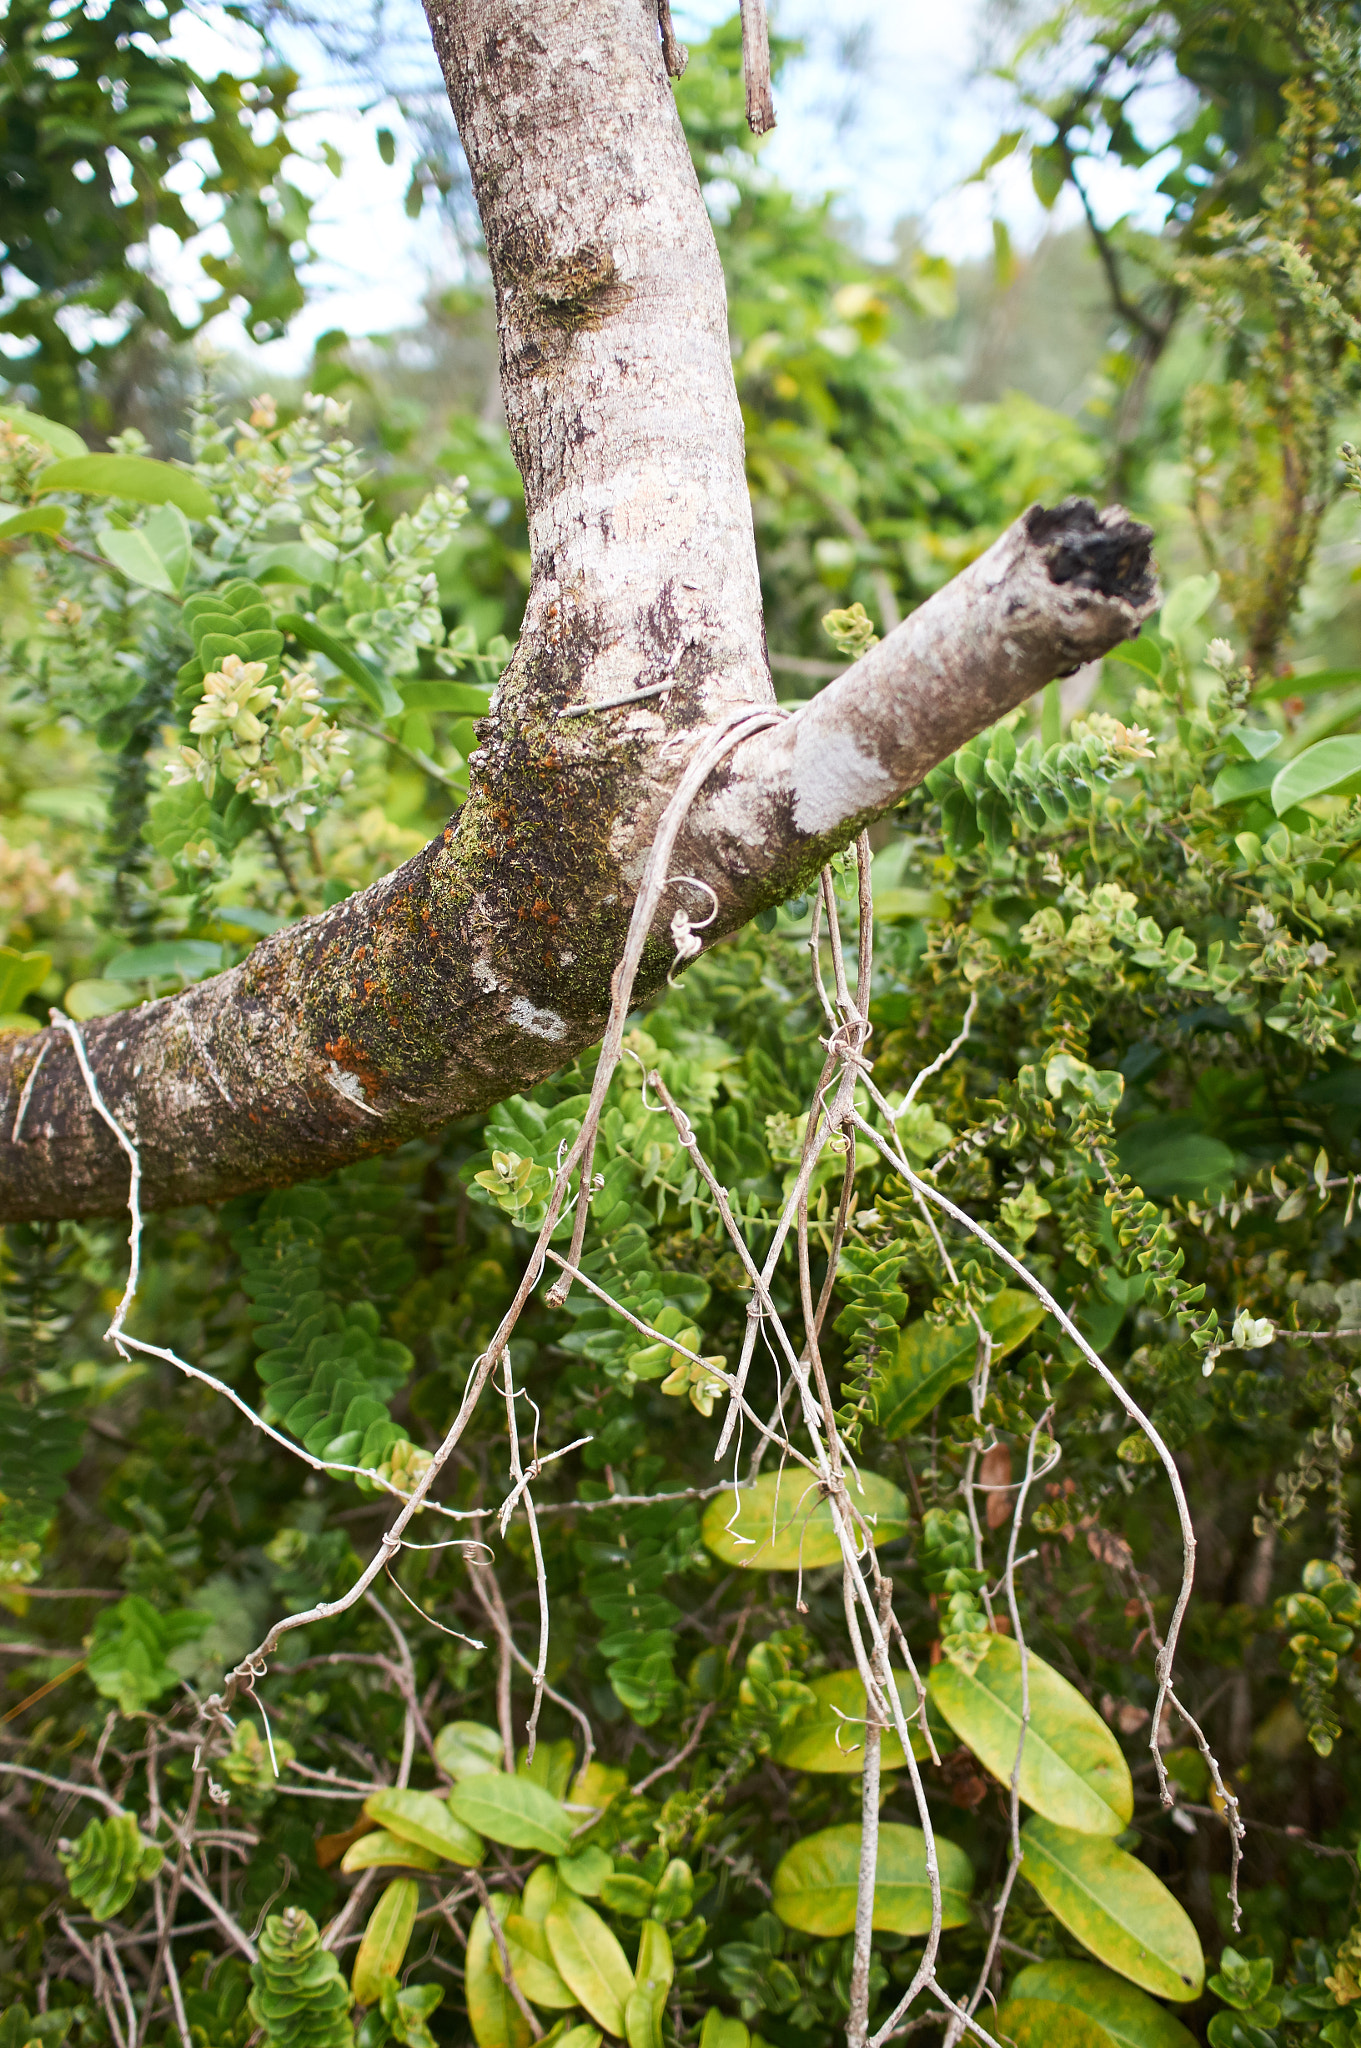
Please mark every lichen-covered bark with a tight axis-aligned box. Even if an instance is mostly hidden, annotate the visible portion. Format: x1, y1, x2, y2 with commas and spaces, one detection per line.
0, 3, 1158, 1225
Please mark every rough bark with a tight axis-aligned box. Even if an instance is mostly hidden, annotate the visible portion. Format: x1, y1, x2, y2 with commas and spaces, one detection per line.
0, 0, 1157, 1225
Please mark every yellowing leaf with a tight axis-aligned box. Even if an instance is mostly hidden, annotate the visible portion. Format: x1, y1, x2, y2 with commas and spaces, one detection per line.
341, 1828, 440, 1874
522, 1865, 560, 1925
469, 1898, 534, 2048
928, 1636, 1132, 1834
771, 1667, 933, 1773
701, 1469, 908, 1571
449, 1775, 573, 1855
352, 1878, 418, 2005
1019, 1818, 1204, 2003
362, 1788, 483, 1866
498, 1914, 577, 2008
877, 1290, 1045, 1440
992, 2000, 1115, 2048
698, 2019, 749, 2048
544, 1894, 635, 2036
771, 1822, 973, 1936
1009, 1961, 1198, 2048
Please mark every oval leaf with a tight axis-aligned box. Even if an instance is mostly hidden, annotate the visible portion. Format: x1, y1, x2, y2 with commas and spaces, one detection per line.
771, 1822, 973, 1937
558, 1846, 613, 1897
992, 2000, 1115, 2048
0, 404, 88, 458
522, 1865, 560, 1925
1019, 1817, 1204, 2003
352, 1877, 418, 2005
624, 1922, 673, 2048
341, 1827, 440, 1874
544, 1894, 634, 2036
469, 1899, 534, 2048
1272, 736, 1361, 814
450, 1775, 573, 1855
772, 1667, 932, 1773
96, 526, 178, 596
878, 1290, 1044, 1440
701, 1470, 908, 1571
434, 1720, 505, 1780
34, 454, 214, 520
0, 504, 67, 539
362, 1788, 484, 1866
498, 1914, 577, 2008
1010, 1961, 1198, 2048
928, 1635, 1132, 1834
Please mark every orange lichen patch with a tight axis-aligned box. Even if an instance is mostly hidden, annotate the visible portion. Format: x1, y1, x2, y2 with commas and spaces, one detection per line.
324, 1034, 382, 1096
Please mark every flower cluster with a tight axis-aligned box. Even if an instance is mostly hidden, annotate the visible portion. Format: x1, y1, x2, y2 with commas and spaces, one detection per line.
166, 654, 351, 831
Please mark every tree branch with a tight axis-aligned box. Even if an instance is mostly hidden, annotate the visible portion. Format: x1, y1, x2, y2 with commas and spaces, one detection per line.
0, 0, 1156, 1225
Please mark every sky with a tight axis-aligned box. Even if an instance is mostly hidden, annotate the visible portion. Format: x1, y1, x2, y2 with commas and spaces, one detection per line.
162, 0, 1171, 373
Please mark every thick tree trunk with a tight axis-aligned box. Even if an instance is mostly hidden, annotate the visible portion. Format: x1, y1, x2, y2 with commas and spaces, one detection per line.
0, 0, 1157, 1224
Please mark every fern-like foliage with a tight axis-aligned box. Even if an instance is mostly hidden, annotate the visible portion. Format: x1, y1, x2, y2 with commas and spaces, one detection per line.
58, 1812, 163, 1921
1, 1223, 85, 1585
229, 1178, 418, 1490
248, 1908, 355, 2048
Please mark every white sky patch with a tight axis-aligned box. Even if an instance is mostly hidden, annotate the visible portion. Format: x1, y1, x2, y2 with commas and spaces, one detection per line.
104, 0, 1182, 376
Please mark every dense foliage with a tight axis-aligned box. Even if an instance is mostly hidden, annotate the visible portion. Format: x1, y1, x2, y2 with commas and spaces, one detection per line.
2, 10, 1361, 2048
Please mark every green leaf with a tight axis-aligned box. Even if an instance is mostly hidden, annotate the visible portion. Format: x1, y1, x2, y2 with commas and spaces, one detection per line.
1212, 761, 1278, 808
434, 1720, 505, 1779
449, 1775, 574, 1855
104, 940, 224, 985
1018, 1817, 1204, 2003
59, 1812, 163, 1921
352, 1879, 418, 2006
992, 2001, 1115, 2048
771, 1666, 933, 1772
928, 1635, 1132, 1835
624, 1923, 673, 2048
0, 404, 88, 458
86, 1595, 210, 1714
771, 1822, 973, 1936
277, 611, 403, 717
144, 501, 193, 590
34, 454, 214, 519
544, 1894, 635, 2036
1105, 638, 1164, 683
0, 947, 52, 1015
700, 1469, 909, 1570
1221, 724, 1281, 762
248, 541, 337, 588
0, 504, 67, 539
400, 679, 493, 714
497, 1914, 577, 2008
468, 1899, 533, 2048
1159, 573, 1219, 643
96, 523, 178, 595
558, 1846, 614, 1897
63, 980, 136, 1022
1010, 1961, 1199, 2048
340, 1828, 441, 1874
1115, 1119, 1235, 1201
1271, 736, 1361, 813
362, 1788, 484, 1866
877, 1290, 1045, 1440
1256, 666, 1361, 700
